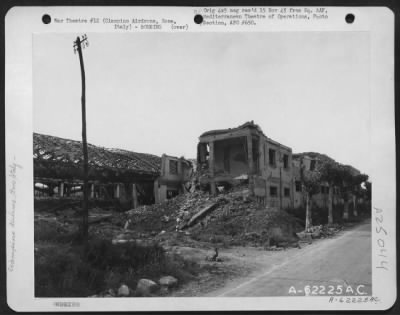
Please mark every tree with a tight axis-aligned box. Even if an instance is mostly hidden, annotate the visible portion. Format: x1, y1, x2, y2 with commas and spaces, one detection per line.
300, 159, 322, 231
349, 174, 369, 216
338, 165, 356, 220
320, 161, 342, 225
364, 180, 372, 201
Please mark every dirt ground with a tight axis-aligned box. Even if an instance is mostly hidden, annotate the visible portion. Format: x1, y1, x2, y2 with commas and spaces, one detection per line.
167, 221, 363, 297
162, 241, 308, 296
34, 187, 368, 297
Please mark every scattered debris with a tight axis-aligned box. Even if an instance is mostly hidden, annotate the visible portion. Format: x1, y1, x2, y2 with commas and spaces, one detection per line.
296, 223, 343, 242
182, 202, 219, 229
123, 220, 131, 230
206, 248, 223, 262
264, 245, 285, 251
88, 213, 112, 224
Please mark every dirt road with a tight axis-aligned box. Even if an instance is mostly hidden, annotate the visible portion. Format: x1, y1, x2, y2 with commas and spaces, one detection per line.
206, 219, 371, 297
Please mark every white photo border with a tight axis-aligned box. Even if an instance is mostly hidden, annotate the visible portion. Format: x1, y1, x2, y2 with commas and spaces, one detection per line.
5, 6, 396, 311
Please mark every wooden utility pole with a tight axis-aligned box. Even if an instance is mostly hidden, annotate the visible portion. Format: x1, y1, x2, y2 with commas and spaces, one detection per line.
279, 166, 282, 210
73, 35, 89, 245
279, 150, 282, 210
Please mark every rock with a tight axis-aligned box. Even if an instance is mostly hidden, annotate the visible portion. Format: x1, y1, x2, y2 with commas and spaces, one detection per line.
118, 284, 130, 297
296, 231, 306, 239
160, 286, 169, 294
115, 233, 126, 240
136, 279, 158, 296
159, 276, 178, 288
234, 174, 248, 180
108, 288, 116, 297
112, 239, 128, 245
311, 230, 321, 238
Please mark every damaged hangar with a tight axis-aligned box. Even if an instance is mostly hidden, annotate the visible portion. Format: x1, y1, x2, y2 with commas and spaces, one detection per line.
33, 133, 193, 209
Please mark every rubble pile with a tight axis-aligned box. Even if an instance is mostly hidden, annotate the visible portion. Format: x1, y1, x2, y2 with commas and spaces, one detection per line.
123, 191, 212, 233
318, 224, 344, 238
117, 186, 303, 248
296, 223, 344, 242
188, 200, 303, 247
34, 183, 309, 250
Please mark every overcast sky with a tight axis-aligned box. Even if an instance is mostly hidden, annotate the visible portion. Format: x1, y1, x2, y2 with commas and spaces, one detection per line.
33, 31, 370, 173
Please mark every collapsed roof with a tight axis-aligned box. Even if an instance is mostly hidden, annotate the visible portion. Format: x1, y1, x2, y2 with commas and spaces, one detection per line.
292, 152, 337, 164
33, 133, 162, 182
293, 152, 361, 176
200, 121, 265, 138
199, 121, 292, 151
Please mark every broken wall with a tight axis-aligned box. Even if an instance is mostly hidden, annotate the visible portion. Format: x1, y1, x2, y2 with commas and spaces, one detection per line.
157, 155, 193, 203
213, 137, 249, 177
257, 139, 294, 209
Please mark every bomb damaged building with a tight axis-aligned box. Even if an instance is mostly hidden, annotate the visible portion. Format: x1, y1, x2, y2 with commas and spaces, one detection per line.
197, 121, 294, 208
292, 152, 364, 212
34, 123, 368, 214
33, 133, 193, 208
197, 121, 368, 212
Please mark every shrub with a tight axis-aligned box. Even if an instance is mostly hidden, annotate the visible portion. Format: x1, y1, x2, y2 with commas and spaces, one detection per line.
34, 220, 80, 244
86, 239, 164, 271
35, 238, 199, 297
35, 246, 103, 297
221, 222, 242, 237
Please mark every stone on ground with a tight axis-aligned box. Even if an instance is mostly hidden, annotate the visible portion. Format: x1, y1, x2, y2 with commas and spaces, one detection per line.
117, 284, 130, 297
136, 279, 159, 296
159, 275, 178, 288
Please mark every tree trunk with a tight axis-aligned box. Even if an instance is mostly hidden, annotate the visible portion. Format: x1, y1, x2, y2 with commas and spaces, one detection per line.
48, 184, 54, 197
352, 195, 358, 217
343, 199, 349, 220
305, 193, 312, 231
328, 185, 333, 225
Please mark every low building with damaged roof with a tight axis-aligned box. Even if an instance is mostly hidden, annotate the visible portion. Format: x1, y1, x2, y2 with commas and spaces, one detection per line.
33, 133, 193, 209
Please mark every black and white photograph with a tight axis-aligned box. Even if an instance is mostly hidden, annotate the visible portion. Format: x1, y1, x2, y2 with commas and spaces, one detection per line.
5, 6, 396, 311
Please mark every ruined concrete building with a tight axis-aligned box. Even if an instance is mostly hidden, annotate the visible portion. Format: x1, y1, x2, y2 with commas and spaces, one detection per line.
292, 152, 363, 209
197, 121, 367, 211
34, 123, 367, 213
292, 152, 342, 209
197, 121, 294, 208
33, 133, 192, 209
